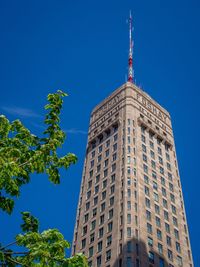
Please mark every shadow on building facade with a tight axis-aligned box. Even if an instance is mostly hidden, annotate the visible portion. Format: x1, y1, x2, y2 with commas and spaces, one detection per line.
113, 237, 169, 267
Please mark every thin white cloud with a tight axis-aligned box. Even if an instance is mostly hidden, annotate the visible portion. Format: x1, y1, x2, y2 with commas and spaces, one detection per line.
1, 106, 42, 118
65, 128, 87, 135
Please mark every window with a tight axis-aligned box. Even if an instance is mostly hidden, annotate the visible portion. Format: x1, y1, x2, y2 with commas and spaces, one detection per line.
97, 164, 101, 173
149, 251, 154, 263
93, 186, 99, 196
111, 163, 116, 172
153, 181, 158, 191
97, 255, 102, 267
104, 159, 109, 167
170, 193, 175, 203
177, 256, 183, 266
94, 196, 98, 206
106, 139, 110, 147
169, 183, 174, 192
165, 223, 170, 233
142, 144, 147, 153
127, 227, 131, 237
96, 174, 100, 183
158, 147, 162, 155
89, 246, 93, 257
90, 160, 94, 168
156, 217, 161, 227
89, 170, 93, 178
85, 202, 90, 211
88, 180, 92, 189
87, 190, 91, 200
127, 201, 131, 210
141, 135, 146, 143
144, 175, 149, 184
93, 208, 97, 217
114, 133, 118, 141
163, 199, 168, 209
172, 205, 176, 215
84, 213, 89, 223
90, 233, 95, 243
113, 143, 117, 151
155, 204, 160, 215
145, 186, 150, 196
147, 223, 152, 234
164, 210, 169, 221
97, 241, 103, 252
168, 249, 173, 261
154, 192, 159, 202
127, 257, 132, 267
143, 164, 148, 173
161, 177, 165, 186
99, 227, 104, 238
108, 222, 113, 232
127, 189, 131, 197
167, 162, 171, 171
168, 172, 173, 181
101, 202, 106, 212
158, 243, 163, 254
112, 152, 117, 161
108, 209, 113, 220
91, 150, 95, 158
150, 150, 155, 159
90, 220, 96, 231
111, 174, 115, 183
173, 217, 178, 227
145, 198, 151, 208
98, 154, 102, 162
159, 258, 165, 267
110, 196, 114, 206
83, 225, 87, 235
151, 160, 156, 169
166, 236, 171, 247
102, 190, 106, 200
160, 166, 164, 174
176, 242, 181, 253
107, 235, 112, 246
146, 210, 151, 221
158, 156, 163, 165
152, 171, 157, 180
102, 179, 107, 189
143, 154, 147, 162
106, 249, 112, 261
162, 187, 166, 197
174, 229, 179, 240
99, 214, 104, 225
105, 149, 109, 157
98, 145, 102, 153
82, 238, 86, 249
157, 229, 162, 240
148, 237, 153, 246
166, 153, 170, 161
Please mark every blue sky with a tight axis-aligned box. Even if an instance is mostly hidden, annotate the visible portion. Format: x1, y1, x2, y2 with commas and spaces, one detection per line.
0, 0, 199, 265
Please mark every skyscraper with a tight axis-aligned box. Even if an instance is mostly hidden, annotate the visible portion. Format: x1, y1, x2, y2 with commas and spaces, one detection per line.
72, 14, 193, 267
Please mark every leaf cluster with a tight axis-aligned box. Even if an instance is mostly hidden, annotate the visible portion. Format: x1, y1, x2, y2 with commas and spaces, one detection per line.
0, 90, 77, 214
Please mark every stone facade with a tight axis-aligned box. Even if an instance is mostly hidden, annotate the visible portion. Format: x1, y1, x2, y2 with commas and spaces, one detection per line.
72, 82, 193, 267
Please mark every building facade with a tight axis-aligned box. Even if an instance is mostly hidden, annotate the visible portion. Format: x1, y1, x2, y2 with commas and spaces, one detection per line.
72, 82, 193, 267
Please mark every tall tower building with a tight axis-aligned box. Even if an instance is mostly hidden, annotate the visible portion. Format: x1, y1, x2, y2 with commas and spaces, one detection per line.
72, 14, 193, 267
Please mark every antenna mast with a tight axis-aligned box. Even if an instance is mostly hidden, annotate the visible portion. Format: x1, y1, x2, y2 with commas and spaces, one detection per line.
128, 11, 134, 83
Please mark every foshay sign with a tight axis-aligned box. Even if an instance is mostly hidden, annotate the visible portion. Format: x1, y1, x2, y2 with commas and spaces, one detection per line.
136, 93, 168, 124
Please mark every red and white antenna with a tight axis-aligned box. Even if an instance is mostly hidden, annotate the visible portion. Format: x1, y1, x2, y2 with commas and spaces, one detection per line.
128, 11, 134, 83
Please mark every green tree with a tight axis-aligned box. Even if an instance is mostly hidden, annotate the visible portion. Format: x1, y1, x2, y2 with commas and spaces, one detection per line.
0, 91, 87, 266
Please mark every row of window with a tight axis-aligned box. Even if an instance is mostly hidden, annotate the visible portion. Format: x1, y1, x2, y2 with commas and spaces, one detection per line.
91, 136, 118, 158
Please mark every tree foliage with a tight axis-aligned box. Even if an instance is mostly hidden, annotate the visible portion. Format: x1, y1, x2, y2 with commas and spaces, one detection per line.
0, 91, 87, 266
